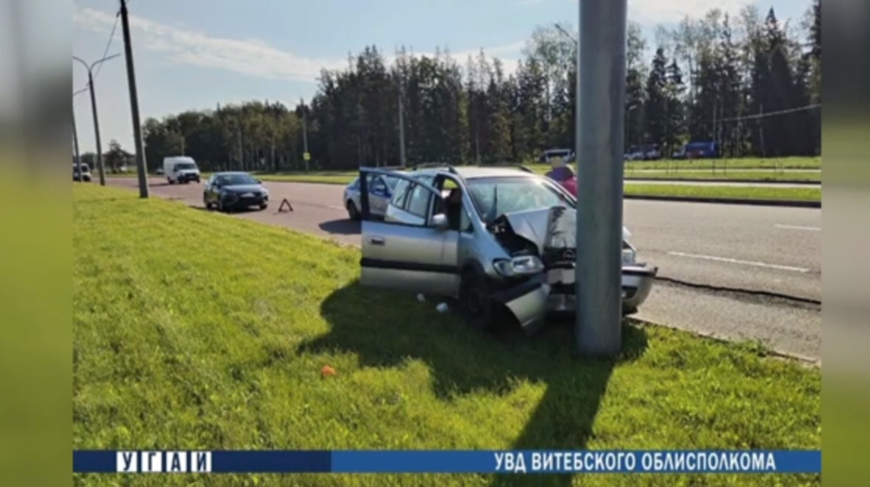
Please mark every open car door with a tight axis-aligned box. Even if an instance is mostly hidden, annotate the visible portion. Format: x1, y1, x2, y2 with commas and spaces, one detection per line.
357, 167, 459, 297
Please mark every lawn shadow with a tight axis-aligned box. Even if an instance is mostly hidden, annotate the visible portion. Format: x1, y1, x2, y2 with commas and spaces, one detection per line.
301, 280, 649, 486
318, 219, 360, 236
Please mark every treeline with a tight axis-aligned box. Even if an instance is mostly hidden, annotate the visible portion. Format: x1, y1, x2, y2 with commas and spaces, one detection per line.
139, 2, 820, 172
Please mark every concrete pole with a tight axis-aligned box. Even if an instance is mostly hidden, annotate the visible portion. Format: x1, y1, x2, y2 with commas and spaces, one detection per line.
120, 0, 149, 198
73, 111, 82, 181
398, 82, 406, 167
87, 70, 106, 186
575, 0, 628, 356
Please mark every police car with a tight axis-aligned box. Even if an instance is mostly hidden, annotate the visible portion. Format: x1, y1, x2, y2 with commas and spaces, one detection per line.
343, 169, 403, 220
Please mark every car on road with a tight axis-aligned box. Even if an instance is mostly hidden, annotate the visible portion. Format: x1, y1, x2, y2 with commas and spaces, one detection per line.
203, 172, 269, 212
625, 144, 661, 161
538, 148, 574, 163
163, 156, 201, 184
343, 171, 402, 220
354, 165, 657, 332
73, 163, 92, 182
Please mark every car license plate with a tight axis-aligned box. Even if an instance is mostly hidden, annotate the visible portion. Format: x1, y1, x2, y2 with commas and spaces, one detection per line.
242, 192, 254, 197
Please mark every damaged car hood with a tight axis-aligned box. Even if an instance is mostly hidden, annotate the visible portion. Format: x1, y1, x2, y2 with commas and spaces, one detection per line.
494, 207, 630, 255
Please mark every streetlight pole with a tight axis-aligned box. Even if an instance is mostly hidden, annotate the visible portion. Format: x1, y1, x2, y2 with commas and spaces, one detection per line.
575, 0, 628, 356
73, 54, 120, 187
72, 87, 88, 182
398, 81, 406, 167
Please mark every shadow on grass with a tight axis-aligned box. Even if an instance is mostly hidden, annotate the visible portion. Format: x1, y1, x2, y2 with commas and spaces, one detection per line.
301, 280, 648, 487
318, 219, 360, 236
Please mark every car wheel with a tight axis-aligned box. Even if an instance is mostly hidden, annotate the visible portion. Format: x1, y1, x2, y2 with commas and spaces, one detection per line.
167, 178, 174, 185
346, 200, 360, 221
204, 194, 213, 210
259, 203, 268, 211
458, 268, 496, 331
217, 198, 226, 213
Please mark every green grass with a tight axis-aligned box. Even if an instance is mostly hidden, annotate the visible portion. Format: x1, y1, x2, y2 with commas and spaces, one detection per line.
622, 156, 820, 171
253, 172, 821, 203
623, 184, 821, 202
73, 185, 820, 486
623, 170, 820, 182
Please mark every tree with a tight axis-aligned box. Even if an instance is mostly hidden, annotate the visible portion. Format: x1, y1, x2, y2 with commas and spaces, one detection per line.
644, 48, 669, 147
104, 140, 132, 173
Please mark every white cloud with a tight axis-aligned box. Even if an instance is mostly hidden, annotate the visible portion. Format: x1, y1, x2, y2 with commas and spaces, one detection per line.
628, 0, 751, 24
74, 6, 525, 81
74, 6, 347, 82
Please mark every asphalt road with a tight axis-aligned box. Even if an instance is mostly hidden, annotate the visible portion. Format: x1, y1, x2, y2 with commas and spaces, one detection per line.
106, 177, 821, 362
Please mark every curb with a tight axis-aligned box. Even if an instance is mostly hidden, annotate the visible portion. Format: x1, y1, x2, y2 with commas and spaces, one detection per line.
624, 194, 821, 208
625, 176, 820, 185
629, 319, 821, 367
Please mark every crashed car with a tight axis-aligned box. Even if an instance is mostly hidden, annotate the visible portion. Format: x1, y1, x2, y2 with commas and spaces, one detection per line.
355, 165, 658, 332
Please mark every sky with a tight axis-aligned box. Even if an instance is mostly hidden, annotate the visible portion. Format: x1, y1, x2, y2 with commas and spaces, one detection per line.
72, 0, 811, 154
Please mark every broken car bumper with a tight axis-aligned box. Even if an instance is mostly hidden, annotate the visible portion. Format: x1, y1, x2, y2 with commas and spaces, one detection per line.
492, 264, 658, 331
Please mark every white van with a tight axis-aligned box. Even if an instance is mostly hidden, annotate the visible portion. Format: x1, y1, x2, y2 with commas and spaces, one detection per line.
163, 156, 201, 184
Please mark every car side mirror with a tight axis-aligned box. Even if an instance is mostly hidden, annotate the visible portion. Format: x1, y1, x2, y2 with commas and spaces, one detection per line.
432, 213, 449, 230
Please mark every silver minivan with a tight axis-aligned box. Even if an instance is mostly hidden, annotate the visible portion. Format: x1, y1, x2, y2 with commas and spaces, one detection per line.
355, 165, 658, 332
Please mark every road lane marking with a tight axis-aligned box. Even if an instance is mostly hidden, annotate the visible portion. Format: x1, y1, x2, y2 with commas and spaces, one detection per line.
775, 224, 821, 231
667, 251, 810, 273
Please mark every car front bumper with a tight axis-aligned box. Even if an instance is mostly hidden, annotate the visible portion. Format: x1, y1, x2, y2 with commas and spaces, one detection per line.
221, 193, 268, 208
490, 263, 658, 332
178, 173, 200, 182
546, 264, 657, 313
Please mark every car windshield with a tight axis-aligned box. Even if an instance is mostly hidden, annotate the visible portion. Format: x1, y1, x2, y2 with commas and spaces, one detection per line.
467, 176, 574, 222
175, 163, 197, 170
217, 174, 258, 186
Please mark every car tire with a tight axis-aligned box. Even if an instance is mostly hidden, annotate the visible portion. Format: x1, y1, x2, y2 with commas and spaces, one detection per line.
217, 198, 226, 213
168, 178, 174, 185
204, 195, 213, 210
458, 268, 496, 331
346, 200, 360, 221
259, 203, 268, 211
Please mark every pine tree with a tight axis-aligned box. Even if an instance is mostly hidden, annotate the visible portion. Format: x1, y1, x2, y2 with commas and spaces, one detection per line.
644, 48, 668, 148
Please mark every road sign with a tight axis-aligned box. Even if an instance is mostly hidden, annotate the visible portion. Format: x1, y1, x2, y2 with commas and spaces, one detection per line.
303, 152, 310, 161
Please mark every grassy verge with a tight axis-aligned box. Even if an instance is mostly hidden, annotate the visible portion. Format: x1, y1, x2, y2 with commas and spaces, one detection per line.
623, 184, 821, 202
254, 172, 821, 202
623, 170, 820, 182
623, 157, 820, 171
74, 185, 820, 486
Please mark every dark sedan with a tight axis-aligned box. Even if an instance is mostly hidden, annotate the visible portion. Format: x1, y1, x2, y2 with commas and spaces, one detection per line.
203, 172, 269, 212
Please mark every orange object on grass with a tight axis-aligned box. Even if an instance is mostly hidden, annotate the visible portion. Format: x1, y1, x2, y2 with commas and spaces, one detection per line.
321, 365, 336, 377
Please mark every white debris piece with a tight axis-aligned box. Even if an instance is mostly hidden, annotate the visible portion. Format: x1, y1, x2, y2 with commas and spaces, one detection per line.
417, 293, 426, 302
436, 302, 449, 313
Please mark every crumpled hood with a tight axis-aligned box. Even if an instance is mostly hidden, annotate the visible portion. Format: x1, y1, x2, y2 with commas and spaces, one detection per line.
494, 206, 629, 255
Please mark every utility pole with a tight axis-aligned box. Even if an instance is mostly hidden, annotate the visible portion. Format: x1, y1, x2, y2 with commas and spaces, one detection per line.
301, 100, 310, 171
119, 0, 149, 198
72, 110, 82, 181
398, 82, 406, 167
237, 126, 243, 170
575, 0, 628, 356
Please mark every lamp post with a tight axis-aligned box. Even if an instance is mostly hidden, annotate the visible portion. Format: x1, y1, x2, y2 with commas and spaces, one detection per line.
73, 53, 120, 186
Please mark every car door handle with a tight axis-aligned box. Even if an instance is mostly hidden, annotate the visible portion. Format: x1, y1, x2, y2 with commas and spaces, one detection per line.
369, 236, 385, 246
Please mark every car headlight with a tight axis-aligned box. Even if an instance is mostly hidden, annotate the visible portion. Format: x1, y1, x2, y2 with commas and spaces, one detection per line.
493, 255, 544, 277
622, 248, 636, 264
